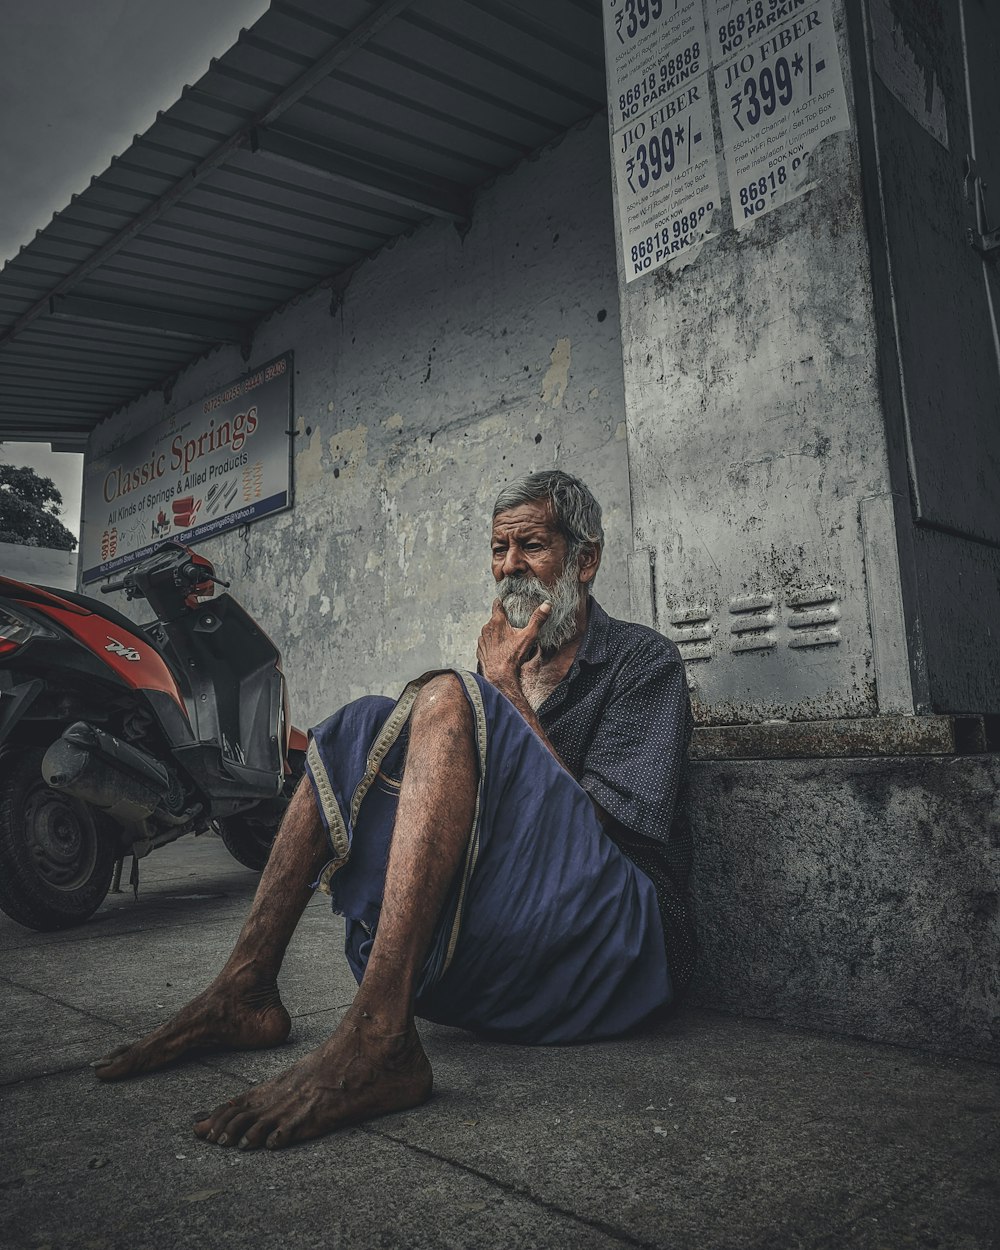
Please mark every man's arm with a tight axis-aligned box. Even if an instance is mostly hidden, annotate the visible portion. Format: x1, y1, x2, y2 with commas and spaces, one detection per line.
578, 641, 690, 845
476, 599, 572, 773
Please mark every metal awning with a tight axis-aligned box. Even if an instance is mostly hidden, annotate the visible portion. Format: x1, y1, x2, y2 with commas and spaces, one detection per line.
0, 0, 605, 450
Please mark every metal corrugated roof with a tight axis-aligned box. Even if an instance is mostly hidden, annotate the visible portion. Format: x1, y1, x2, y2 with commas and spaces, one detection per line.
0, 0, 606, 450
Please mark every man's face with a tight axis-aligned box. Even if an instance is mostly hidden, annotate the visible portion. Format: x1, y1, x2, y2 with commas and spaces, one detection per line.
490, 499, 584, 651
491, 499, 570, 590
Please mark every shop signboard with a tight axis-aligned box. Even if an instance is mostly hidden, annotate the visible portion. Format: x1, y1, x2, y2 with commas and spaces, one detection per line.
80, 353, 293, 584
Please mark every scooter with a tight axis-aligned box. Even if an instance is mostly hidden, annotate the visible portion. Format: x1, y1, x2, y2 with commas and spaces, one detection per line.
0, 541, 307, 931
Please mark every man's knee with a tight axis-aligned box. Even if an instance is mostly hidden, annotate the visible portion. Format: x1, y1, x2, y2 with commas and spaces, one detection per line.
411, 673, 472, 727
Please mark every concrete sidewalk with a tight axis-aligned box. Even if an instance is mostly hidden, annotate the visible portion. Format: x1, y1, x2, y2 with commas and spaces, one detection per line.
2, 836, 997, 1250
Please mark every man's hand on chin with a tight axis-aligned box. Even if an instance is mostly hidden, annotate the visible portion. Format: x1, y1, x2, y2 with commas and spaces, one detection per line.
476, 598, 551, 694
477, 598, 575, 774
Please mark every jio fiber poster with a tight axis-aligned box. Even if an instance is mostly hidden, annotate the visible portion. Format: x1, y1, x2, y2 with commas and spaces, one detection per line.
80, 353, 293, 584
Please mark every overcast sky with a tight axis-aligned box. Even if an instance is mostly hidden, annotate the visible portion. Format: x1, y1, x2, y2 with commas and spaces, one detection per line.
1, 0, 269, 538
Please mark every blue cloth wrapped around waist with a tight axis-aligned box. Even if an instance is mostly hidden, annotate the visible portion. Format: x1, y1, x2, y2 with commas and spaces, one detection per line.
305, 670, 672, 1045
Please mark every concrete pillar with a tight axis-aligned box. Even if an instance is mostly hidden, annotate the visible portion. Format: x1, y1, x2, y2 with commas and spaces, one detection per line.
614, 0, 1000, 733
607, 0, 1000, 1056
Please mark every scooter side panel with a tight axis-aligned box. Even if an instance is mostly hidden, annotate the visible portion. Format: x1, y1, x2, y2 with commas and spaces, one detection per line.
25, 603, 187, 713
0, 576, 89, 613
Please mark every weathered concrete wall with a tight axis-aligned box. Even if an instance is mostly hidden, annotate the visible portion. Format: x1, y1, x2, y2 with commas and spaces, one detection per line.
85, 120, 629, 729
616, 0, 899, 725
0, 542, 78, 590
684, 753, 1000, 1062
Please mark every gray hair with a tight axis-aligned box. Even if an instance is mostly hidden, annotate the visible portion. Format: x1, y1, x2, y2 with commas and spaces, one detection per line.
493, 470, 604, 573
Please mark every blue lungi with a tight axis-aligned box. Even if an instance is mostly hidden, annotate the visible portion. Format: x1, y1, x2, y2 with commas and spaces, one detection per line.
305, 669, 672, 1045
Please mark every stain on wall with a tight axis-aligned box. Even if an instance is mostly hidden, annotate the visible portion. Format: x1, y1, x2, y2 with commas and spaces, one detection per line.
540, 337, 572, 408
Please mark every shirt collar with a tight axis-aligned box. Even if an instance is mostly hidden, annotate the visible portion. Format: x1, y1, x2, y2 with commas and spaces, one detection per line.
575, 596, 610, 668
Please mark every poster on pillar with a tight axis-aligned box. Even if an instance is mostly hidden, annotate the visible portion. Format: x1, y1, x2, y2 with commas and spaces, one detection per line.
710, 0, 850, 228
602, 0, 721, 281
80, 353, 293, 584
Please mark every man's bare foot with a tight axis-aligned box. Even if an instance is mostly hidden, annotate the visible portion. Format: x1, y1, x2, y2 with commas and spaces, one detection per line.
92, 962, 291, 1081
192, 1006, 432, 1150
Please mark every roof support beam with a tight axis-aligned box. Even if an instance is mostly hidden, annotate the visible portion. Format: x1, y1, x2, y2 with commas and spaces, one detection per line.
0, 397, 104, 411
0, 381, 140, 399
0, 0, 416, 351
47, 295, 244, 343
250, 128, 469, 223
0, 359, 152, 381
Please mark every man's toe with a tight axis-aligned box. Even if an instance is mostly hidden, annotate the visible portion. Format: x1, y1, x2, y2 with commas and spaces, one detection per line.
265, 1125, 291, 1150
217, 1110, 259, 1147
197, 1097, 253, 1142
93, 1051, 140, 1081
91, 1044, 129, 1068
237, 1117, 279, 1150
193, 1105, 228, 1139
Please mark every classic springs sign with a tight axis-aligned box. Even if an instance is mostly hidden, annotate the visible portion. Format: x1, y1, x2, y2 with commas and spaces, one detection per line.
81, 353, 293, 584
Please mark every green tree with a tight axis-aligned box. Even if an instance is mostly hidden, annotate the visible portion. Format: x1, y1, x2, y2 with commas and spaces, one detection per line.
0, 463, 77, 551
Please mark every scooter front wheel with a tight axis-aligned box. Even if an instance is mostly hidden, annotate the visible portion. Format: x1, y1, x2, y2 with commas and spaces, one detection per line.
217, 814, 277, 872
0, 747, 116, 930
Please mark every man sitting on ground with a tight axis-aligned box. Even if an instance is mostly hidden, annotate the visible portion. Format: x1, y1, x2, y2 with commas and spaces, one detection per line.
93, 470, 695, 1151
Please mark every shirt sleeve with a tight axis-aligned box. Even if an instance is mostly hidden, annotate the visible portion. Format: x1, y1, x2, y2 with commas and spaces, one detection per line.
578, 637, 691, 845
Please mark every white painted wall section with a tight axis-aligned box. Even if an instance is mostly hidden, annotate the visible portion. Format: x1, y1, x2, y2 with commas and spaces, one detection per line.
85, 121, 629, 731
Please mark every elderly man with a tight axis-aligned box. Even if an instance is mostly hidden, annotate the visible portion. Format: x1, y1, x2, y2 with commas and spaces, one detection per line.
94, 470, 694, 1150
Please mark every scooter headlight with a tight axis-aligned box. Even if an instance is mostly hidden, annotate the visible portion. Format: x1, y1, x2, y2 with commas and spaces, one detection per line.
0, 606, 51, 655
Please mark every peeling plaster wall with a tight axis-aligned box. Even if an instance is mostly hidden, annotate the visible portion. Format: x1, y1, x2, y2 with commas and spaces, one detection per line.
617, 1, 895, 725
85, 121, 629, 729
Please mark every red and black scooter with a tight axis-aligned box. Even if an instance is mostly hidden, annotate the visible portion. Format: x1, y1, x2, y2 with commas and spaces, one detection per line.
0, 541, 306, 931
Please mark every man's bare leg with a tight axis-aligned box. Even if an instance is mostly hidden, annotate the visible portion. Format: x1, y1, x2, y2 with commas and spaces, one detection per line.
92, 777, 330, 1079
191, 674, 477, 1150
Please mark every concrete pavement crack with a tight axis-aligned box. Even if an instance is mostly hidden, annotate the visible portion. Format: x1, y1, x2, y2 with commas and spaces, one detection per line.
365, 1127, 663, 1250
0, 974, 128, 1034
137, 1066, 663, 1250
0, 909, 249, 952
2, 900, 327, 954
0, 1058, 112, 1088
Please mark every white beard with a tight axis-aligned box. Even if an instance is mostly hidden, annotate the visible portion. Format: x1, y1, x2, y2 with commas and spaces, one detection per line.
496, 563, 582, 653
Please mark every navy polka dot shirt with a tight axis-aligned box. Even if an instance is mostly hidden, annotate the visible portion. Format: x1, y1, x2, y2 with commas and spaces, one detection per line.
538, 598, 696, 995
